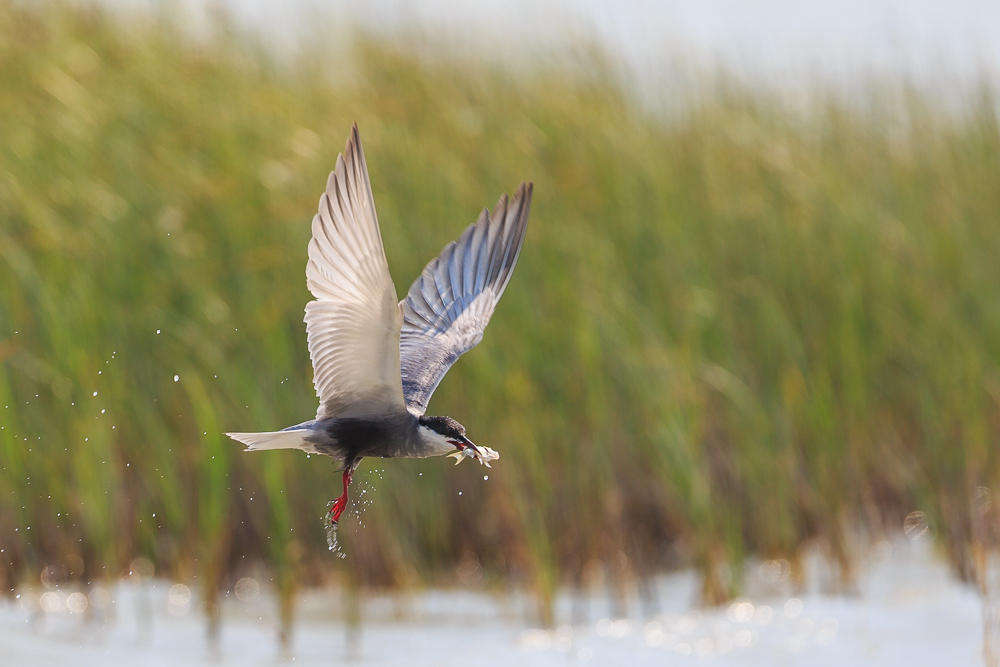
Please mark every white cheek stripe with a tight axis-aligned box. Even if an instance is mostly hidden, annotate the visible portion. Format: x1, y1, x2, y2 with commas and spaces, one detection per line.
418, 425, 458, 455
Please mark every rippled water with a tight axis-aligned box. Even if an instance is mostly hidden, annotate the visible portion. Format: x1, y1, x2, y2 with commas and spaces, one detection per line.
0, 537, 984, 666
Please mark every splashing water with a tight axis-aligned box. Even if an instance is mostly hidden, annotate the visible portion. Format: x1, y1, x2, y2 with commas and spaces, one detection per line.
324, 503, 346, 559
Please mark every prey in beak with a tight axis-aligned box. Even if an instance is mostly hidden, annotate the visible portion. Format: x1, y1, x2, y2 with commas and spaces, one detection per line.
447, 435, 500, 467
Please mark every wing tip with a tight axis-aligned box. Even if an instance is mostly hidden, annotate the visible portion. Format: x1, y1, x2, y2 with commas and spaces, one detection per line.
325, 122, 362, 195
496, 182, 533, 214
346, 122, 363, 164
512, 182, 534, 220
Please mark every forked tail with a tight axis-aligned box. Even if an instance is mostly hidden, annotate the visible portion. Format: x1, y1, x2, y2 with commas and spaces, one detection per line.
225, 429, 313, 452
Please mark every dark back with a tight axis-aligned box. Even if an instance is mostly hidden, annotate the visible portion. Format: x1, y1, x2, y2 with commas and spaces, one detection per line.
311, 412, 421, 463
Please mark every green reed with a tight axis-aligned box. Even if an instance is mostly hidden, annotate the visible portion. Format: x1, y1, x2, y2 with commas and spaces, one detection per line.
2, 0, 1000, 628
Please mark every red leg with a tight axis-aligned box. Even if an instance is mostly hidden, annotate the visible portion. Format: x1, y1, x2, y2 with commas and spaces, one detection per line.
328, 467, 354, 526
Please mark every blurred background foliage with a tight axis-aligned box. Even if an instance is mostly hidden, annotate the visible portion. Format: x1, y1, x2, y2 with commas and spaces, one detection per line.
3, 0, 1000, 632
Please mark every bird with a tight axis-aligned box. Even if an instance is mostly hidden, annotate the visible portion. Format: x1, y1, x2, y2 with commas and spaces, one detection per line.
226, 124, 532, 536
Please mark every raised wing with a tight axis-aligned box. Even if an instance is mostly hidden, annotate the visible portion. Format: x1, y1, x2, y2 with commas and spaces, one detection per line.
399, 182, 533, 415
305, 124, 406, 420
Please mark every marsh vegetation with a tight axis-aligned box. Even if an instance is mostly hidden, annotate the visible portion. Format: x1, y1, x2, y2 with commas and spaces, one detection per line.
2, 0, 1000, 643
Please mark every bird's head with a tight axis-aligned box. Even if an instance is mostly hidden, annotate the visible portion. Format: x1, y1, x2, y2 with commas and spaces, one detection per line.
417, 415, 500, 466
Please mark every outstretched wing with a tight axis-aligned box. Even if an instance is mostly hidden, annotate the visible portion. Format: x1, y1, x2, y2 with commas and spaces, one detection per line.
305, 124, 406, 420
399, 182, 533, 415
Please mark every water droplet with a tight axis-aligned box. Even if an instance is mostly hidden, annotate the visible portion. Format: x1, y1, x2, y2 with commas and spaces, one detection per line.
235, 577, 260, 601
325, 516, 346, 559
759, 559, 790, 583
904, 511, 930, 540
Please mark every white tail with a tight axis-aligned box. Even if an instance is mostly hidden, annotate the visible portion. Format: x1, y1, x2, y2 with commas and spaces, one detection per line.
225, 429, 315, 453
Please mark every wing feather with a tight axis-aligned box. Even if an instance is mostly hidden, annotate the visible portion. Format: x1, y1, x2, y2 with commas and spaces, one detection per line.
305, 124, 406, 420
399, 182, 533, 415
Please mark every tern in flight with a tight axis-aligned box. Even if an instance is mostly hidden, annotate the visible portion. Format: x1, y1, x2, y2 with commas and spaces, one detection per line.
227, 125, 532, 534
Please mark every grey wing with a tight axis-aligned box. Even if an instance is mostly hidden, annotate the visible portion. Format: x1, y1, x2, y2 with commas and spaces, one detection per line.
305, 124, 407, 420
399, 182, 533, 415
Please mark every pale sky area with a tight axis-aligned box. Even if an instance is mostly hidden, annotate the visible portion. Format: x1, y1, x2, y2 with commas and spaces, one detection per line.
102, 0, 1000, 94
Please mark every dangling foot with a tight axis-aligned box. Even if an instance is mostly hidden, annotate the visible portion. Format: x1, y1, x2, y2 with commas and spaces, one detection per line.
327, 492, 349, 527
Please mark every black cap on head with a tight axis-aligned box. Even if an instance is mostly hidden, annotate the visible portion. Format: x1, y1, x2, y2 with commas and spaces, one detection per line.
418, 415, 466, 439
